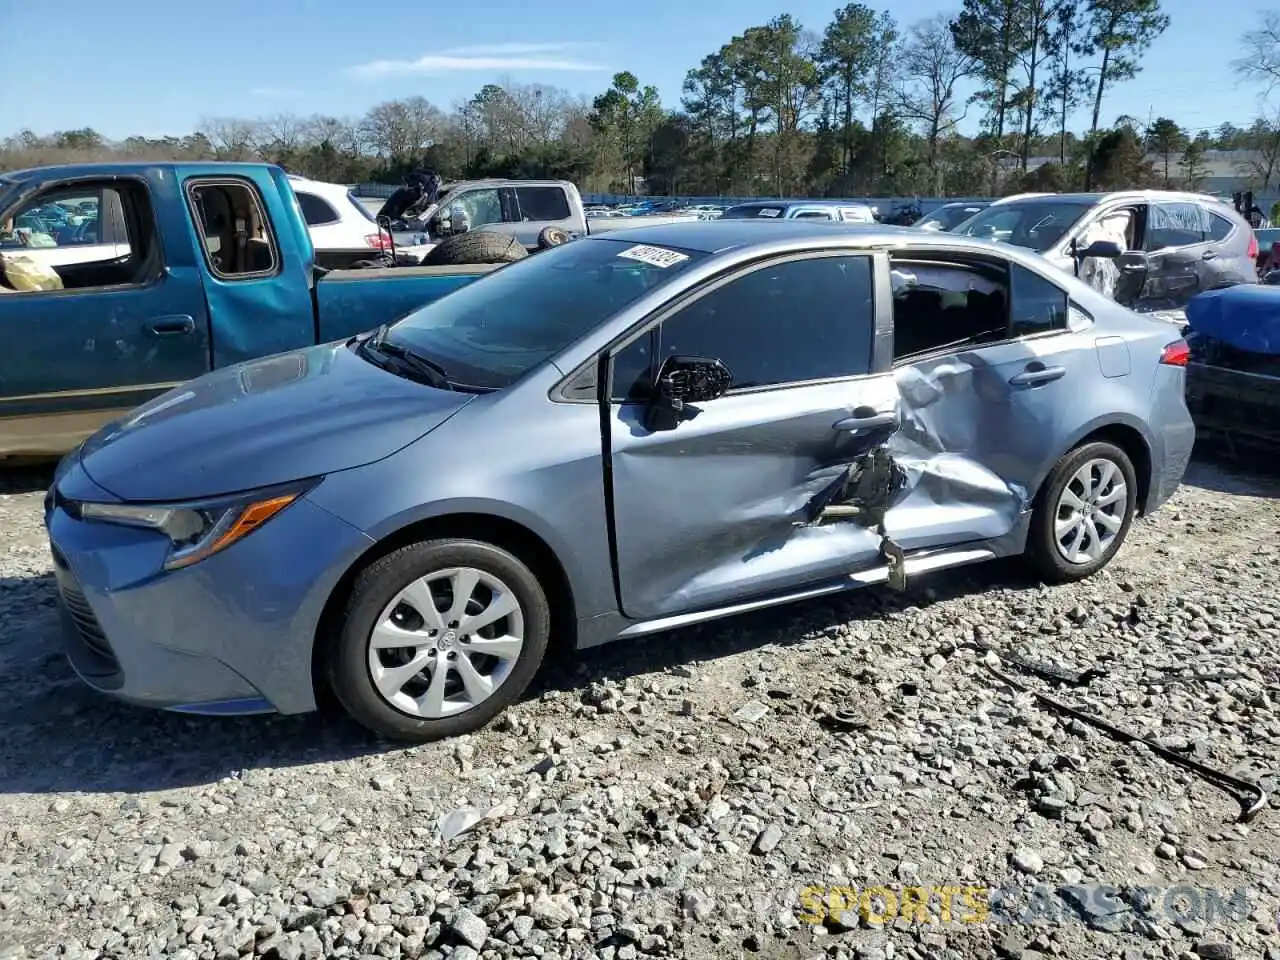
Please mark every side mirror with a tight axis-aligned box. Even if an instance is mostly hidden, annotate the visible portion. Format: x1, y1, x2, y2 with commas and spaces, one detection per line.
644, 355, 732, 431
1075, 239, 1123, 260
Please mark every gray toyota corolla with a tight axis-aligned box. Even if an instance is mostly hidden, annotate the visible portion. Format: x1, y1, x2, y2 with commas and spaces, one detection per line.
45, 221, 1196, 741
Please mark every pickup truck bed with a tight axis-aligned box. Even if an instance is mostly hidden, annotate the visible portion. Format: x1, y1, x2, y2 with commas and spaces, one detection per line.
0, 162, 512, 458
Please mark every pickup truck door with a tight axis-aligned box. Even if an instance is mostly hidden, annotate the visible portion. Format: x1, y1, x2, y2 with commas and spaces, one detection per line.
437, 186, 522, 244
0, 176, 212, 456
605, 251, 899, 621
182, 169, 318, 366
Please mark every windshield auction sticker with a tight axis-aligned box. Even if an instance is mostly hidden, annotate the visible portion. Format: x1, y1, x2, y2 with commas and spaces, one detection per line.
617, 244, 690, 268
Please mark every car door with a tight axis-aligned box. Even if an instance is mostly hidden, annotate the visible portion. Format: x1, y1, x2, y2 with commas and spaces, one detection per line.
0, 177, 211, 456
183, 172, 316, 367
880, 250, 1088, 551
606, 251, 900, 621
440, 186, 518, 240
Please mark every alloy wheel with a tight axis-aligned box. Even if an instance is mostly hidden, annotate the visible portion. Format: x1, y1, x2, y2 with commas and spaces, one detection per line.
1053, 457, 1129, 565
366, 566, 525, 718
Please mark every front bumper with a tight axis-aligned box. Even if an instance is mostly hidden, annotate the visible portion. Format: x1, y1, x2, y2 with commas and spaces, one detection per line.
45, 462, 374, 716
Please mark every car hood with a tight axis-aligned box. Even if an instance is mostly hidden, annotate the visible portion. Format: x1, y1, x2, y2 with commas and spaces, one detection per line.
79, 341, 475, 502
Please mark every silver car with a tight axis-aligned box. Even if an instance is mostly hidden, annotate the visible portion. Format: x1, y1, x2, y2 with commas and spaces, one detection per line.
953, 191, 1257, 313
46, 220, 1196, 742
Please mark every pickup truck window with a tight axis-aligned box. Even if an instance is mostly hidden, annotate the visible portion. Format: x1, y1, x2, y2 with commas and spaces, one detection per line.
516, 186, 571, 221
0, 179, 160, 293
378, 237, 707, 390
186, 178, 279, 280
449, 188, 505, 230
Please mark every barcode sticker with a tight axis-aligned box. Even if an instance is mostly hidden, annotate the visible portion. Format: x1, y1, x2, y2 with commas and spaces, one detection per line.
617, 244, 690, 268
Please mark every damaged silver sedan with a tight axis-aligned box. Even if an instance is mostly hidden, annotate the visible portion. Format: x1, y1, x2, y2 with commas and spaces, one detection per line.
47, 219, 1196, 742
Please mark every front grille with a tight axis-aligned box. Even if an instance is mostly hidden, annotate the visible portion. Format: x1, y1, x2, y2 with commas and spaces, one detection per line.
57, 575, 118, 668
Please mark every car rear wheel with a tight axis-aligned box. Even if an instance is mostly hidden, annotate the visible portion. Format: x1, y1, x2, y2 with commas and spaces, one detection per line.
327, 539, 550, 741
1026, 441, 1138, 583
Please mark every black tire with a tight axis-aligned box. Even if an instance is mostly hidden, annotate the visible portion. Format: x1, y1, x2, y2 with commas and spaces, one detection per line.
420, 231, 529, 266
1025, 441, 1138, 584
326, 539, 550, 741
537, 226, 571, 250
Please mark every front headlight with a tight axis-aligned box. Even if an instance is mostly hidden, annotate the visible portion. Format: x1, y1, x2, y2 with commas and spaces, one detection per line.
77, 480, 316, 570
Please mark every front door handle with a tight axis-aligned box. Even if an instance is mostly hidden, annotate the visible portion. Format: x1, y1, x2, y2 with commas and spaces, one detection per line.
146, 315, 195, 337
1009, 364, 1066, 386
833, 411, 897, 432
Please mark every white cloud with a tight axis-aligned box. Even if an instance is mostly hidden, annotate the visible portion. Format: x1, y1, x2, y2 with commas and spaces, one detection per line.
346, 42, 605, 78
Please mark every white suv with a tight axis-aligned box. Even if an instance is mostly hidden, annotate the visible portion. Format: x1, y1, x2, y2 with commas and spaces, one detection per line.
286, 175, 393, 265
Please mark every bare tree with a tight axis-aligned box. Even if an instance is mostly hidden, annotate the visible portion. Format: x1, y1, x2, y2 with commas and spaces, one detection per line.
897, 15, 976, 192
196, 117, 259, 160
1233, 10, 1280, 93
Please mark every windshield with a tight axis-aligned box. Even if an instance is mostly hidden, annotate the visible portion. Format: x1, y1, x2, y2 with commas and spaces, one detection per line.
381, 237, 707, 389
954, 199, 1096, 251
722, 205, 788, 219
918, 205, 987, 231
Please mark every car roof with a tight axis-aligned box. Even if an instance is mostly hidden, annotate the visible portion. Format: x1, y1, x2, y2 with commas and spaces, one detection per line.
589, 218, 979, 254
992, 190, 1231, 206
286, 175, 354, 199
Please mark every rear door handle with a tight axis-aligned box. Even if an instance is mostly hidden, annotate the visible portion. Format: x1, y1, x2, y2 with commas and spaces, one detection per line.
833, 411, 897, 432
146, 315, 195, 337
1201, 249, 1217, 260
1009, 365, 1066, 386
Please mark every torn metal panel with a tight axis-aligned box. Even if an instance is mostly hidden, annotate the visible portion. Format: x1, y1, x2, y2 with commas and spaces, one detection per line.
881, 358, 1031, 553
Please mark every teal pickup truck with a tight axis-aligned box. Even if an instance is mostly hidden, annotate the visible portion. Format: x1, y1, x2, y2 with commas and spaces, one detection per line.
0, 162, 502, 458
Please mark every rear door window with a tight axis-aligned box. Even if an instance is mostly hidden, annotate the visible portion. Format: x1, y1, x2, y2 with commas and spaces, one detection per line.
1146, 202, 1209, 250
1205, 211, 1238, 243
515, 186, 571, 221
186, 178, 279, 280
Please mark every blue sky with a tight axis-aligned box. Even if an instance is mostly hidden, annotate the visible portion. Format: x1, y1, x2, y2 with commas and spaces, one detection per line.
0, 0, 1263, 140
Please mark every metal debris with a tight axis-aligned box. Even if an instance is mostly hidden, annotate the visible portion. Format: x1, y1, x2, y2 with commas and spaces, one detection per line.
984, 663, 1267, 824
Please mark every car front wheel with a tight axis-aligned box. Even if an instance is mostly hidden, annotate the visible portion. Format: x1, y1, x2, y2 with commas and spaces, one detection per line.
1027, 441, 1138, 584
327, 539, 550, 741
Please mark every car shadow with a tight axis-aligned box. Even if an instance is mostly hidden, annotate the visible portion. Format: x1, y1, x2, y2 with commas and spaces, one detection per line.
0, 462, 55, 495
528, 556, 1036, 702
0, 558, 1034, 798
1184, 443, 1280, 498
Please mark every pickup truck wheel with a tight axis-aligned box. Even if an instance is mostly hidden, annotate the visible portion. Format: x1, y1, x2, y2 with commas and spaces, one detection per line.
1026, 441, 1137, 584
327, 539, 550, 741
420, 231, 529, 266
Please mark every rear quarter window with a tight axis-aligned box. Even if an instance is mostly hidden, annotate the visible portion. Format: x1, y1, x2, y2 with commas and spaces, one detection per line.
296, 192, 339, 226
1206, 211, 1238, 243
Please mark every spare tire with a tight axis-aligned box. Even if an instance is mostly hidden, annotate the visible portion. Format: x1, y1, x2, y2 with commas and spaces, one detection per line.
537, 226, 572, 250
421, 231, 528, 266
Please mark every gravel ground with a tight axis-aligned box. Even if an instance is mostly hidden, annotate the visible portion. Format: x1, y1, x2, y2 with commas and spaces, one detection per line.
1, 455, 1279, 960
